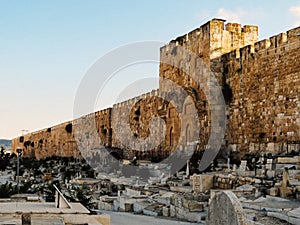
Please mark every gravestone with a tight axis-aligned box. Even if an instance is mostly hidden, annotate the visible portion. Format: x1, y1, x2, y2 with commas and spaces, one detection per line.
279, 168, 292, 197
227, 157, 231, 171
186, 160, 190, 177
233, 164, 237, 171
266, 158, 275, 170
191, 174, 213, 193
239, 160, 247, 171
266, 159, 272, 170
282, 168, 289, 188
191, 174, 201, 193
206, 191, 246, 225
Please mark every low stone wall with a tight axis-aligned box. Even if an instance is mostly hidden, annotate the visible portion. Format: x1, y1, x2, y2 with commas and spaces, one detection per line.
169, 193, 209, 222
214, 173, 261, 190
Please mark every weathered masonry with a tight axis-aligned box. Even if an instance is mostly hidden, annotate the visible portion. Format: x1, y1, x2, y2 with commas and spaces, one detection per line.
12, 19, 300, 160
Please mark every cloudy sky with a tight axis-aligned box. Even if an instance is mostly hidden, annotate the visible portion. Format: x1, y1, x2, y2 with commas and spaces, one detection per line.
0, 0, 300, 139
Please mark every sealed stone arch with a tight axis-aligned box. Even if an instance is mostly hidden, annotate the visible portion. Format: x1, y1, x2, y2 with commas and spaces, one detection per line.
181, 95, 198, 147
206, 191, 246, 225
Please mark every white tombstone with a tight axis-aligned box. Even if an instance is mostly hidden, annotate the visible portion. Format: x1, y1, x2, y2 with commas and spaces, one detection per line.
233, 164, 237, 171
186, 160, 190, 177
239, 160, 247, 171
227, 157, 231, 171
266, 159, 273, 170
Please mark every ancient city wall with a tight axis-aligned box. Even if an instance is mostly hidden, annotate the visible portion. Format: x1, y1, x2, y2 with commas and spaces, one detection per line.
158, 19, 259, 155
11, 120, 78, 159
12, 19, 299, 160
220, 26, 300, 154
12, 108, 112, 159
110, 90, 170, 159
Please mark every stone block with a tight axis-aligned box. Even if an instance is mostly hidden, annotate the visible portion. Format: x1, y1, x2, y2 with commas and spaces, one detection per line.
170, 205, 176, 217
156, 196, 171, 206
119, 197, 136, 212
239, 160, 247, 171
279, 187, 293, 198
176, 207, 188, 220
99, 202, 113, 211
267, 212, 288, 223
265, 195, 290, 202
278, 157, 298, 164
143, 208, 159, 217
144, 208, 158, 216
22, 214, 31, 225
289, 216, 300, 225
170, 186, 193, 193
243, 203, 261, 211
186, 212, 206, 222
124, 203, 133, 212
237, 184, 255, 192
269, 187, 278, 196
287, 207, 300, 218
113, 200, 120, 211
191, 174, 214, 193
245, 213, 257, 222
126, 188, 141, 197
184, 200, 204, 212
162, 206, 170, 217
133, 201, 149, 213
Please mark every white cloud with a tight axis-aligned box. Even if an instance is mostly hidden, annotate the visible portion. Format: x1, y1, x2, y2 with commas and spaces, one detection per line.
290, 5, 300, 17
215, 8, 247, 23
289, 5, 300, 27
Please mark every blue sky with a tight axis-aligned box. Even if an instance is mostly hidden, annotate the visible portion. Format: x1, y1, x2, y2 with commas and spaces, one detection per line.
1, 0, 300, 139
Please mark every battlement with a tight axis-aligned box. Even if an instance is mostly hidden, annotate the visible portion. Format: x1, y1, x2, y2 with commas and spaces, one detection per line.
95, 108, 112, 117
287, 26, 300, 41
221, 25, 300, 61
160, 18, 258, 61
112, 89, 159, 109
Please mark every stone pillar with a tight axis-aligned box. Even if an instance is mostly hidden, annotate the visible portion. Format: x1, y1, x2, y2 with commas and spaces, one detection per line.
282, 168, 289, 188
186, 160, 190, 177
279, 168, 292, 197
227, 157, 231, 171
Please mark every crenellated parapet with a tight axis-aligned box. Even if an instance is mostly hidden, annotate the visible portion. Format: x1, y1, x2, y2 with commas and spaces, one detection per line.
160, 18, 258, 66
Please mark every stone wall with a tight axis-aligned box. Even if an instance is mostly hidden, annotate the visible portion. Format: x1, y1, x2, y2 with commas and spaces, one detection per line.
12, 19, 299, 161
111, 90, 172, 160
213, 174, 261, 190
12, 120, 78, 159
220, 27, 300, 155
12, 108, 112, 159
169, 193, 208, 222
